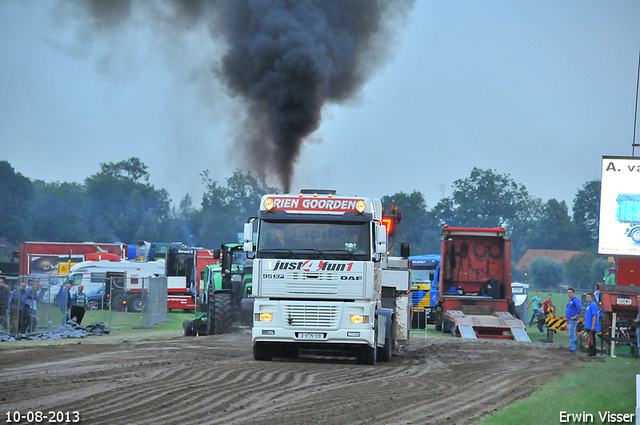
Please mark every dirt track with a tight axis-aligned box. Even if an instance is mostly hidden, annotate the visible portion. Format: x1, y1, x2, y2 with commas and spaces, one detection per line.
1, 331, 581, 425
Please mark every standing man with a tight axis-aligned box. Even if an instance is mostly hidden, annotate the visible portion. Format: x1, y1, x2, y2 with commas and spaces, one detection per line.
25, 279, 43, 332
565, 287, 582, 353
70, 284, 87, 325
584, 292, 601, 357
527, 291, 542, 327
8, 281, 26, 335
20, 280, 34, 333
58, 281, 72, 324
0, 277, 9, 330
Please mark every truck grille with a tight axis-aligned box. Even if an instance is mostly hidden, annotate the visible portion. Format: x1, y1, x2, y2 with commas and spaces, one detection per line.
285, 272, 359, 296
283, 304, 340, 328
289, 272, 339, 281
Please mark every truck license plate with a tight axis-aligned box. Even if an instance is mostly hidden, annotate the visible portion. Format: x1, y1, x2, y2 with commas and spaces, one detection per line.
298, 333, 324, 340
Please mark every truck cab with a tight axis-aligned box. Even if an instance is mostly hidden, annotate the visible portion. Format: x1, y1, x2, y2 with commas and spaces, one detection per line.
244, 190, 411, 365
409, 254, 440, 328
436, 226, 529, 341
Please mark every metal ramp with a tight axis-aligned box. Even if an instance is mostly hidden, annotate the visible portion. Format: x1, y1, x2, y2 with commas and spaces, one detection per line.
458, 325, 477, 339
511, 327, 531, 342
446, 310, 531, 342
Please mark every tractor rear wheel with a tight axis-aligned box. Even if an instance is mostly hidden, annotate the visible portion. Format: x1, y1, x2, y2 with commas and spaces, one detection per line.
206, 291, 215, 335
213, 292, 233, 334
182, 320, 193, 337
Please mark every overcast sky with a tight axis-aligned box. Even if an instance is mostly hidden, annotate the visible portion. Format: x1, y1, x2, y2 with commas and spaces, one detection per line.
1, 1, 639, 211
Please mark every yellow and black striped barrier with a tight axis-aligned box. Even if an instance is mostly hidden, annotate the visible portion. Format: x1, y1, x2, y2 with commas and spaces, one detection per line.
545, 315, 584, 332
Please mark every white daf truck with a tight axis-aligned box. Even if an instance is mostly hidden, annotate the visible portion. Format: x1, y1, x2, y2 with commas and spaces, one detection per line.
243, 189, 411, 365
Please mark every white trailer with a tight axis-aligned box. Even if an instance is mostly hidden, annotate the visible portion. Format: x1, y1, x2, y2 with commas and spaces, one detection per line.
68, 259, 165, 312
244, 189, 411, 365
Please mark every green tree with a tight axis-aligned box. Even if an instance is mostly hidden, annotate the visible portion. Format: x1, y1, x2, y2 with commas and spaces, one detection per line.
564, 250, 598, 290
523, 199, 582, 251
529, 257, 564, 289
432, 168, 539, 261
28, 181, 90, 242
0, 160, 33, 243
572, 180, 600, 249
382, 191, 440, 255
84, 158, 172, 242
590, 256, 612, 285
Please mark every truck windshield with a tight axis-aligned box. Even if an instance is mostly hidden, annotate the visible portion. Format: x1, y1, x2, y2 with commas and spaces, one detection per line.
257, 221, 371, 260
412, 269, 436, 283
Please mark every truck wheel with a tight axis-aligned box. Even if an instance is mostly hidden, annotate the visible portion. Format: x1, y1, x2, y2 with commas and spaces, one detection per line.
442, 319, 451, 334
434, 310, 443, 332
253, 342, 273, 361
128, 296, 143, 313
357, 341, 377, 365
183, 320, 193, 337
213, 292, 233, 334
377, 337, 393, 362
630, 227, 640, 243
87, 300, 99, 311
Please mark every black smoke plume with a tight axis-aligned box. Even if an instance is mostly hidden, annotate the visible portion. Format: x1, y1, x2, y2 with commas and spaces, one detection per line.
64, 0, 415, 192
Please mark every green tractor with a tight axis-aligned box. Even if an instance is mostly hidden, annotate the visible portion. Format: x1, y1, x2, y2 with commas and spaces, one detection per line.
183, 244, 254, 336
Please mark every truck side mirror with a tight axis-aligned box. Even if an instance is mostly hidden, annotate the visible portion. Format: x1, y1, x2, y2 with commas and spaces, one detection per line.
375, 224, 387, 254
243, 223, 254, 252
400, 241, 410, 259
243, 222, 253, 243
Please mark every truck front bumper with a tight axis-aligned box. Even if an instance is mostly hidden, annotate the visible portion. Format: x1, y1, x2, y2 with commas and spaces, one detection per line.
252, 327, 375, 348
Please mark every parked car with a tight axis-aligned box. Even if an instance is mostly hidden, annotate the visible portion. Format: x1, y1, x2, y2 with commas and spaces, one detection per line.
86, 286, 109, 310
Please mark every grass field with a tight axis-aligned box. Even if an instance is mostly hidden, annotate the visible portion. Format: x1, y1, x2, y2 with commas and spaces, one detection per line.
413, 324, 638, 425
480, 356, 638, 425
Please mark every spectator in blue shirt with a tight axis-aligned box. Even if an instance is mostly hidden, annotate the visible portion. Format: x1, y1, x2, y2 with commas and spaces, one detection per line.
584, 292, 601, 357
565, 287, 582, 353
57, 282, 72, 324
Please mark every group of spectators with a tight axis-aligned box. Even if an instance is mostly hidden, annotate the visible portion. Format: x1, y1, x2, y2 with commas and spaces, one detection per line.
527, 287, 602, 357
0, 277, 44, 335
0, 277, 88, 336
526, 291, 557, 335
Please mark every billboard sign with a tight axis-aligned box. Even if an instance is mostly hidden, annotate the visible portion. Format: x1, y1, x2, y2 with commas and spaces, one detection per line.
29, 255, 84, 275
598, 156, 640, 256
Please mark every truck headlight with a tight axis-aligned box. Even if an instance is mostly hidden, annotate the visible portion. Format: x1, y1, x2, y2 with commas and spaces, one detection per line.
350, 314, 369, 324
256, 312, 273, 322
